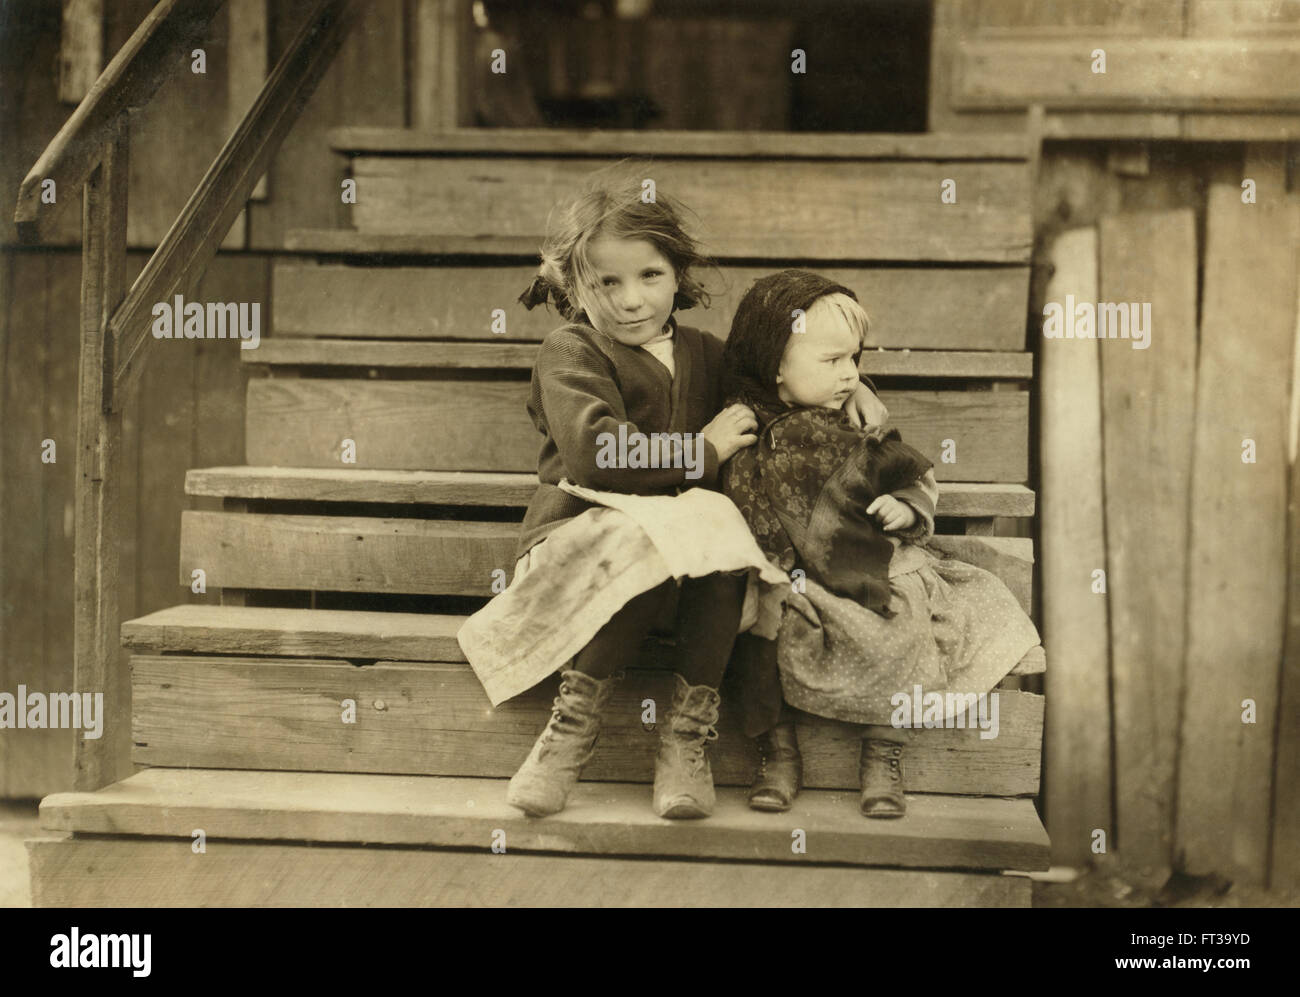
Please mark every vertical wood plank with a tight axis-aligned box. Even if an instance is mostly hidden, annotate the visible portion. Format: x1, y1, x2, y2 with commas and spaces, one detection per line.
227, 0, 270, 200
1274, 275, 1300, 886
74, 117, 128, 791
1, 253, 52, 796
1040, 226, 1112, 866
58, 0, 104, 104
40, 254, 84, 794
1098, 209, 1197, 883
1177, 168, 1296, 885
247, 0, 405, 248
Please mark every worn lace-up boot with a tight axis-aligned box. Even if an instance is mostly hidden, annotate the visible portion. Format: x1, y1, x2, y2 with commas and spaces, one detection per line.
506, 668, 622, 817
748, 721, 802, 812
653, 674, 721, 819
859, 736, 906, 818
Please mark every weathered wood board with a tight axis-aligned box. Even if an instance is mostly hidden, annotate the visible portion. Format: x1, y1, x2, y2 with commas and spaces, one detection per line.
348, 157, 1033, 262
271, 261, 1032, 350
177, 510, 1033, 609
128, 656, 1044, 796
244, 379, 1030, 481
28, 836, 1031, 907
1040, 226, 1112, 866
1177, 180, 1296, 885
39, 768, 1050, 871
1099, 209, 1197, 879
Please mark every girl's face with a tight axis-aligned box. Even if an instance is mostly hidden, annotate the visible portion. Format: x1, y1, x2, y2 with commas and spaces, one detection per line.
576, 235, 679, 346
776, 296, 862, 409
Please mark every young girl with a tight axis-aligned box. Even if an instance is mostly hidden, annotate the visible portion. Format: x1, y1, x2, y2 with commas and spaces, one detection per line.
720, 269, 1042, 818
456, 175, 887, 820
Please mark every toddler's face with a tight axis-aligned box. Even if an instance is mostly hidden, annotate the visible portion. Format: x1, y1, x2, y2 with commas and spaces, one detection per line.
576, 235, 679, 346
776, 296, 862, 408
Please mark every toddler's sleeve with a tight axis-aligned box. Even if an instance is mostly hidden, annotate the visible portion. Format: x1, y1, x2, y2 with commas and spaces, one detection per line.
890, 468, 938, 544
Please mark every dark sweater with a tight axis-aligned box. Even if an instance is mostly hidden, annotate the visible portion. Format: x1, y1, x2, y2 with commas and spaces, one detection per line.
516, 318, 728, 559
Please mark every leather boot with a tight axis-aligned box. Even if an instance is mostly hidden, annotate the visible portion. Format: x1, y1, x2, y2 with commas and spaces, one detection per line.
506, 668, 621, 817
748, 721, 802, 812
859, 737, 906, 818
653, 674, 720, 819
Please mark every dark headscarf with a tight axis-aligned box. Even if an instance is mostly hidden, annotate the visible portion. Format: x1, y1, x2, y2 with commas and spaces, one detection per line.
719, 269, 933, 616
721, 269, 860, 424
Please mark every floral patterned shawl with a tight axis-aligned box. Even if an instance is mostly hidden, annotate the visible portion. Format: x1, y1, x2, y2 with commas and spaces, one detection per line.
721, 401, 933, 617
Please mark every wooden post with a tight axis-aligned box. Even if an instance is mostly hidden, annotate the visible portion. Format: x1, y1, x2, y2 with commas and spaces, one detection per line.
74, 114, 129, 791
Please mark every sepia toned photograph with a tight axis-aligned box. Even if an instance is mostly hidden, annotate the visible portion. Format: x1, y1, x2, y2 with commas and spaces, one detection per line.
0, 0, 1297, 928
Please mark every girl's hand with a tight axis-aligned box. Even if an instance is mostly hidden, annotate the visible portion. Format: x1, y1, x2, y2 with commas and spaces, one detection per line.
843, 381, 889, 429
867, 494, 917, 532
702, 403, 759, 463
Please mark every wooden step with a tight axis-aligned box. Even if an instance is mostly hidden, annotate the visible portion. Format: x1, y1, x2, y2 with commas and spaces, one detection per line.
178, 511, 1034, 609
184, 467, 1037, 517
342, 158, 1032, 263
120, 604, 1045, 674
38, 768, 1051, 871
29, 836, 1030, 907
327, 127, 1035, 161
271, 259, 1032, 352
246, 338, 1034, 379
244, 379, 1030, 482
127, 653, 1044, 794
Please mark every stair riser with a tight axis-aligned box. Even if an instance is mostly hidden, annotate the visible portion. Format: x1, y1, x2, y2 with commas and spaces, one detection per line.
272, 261, 1032, 351
130, 655, 1044, 795
347, 157, 1033, 263
29, 838, 1032, 907
177, 511, 1034, 610
245, 379, 1030, 482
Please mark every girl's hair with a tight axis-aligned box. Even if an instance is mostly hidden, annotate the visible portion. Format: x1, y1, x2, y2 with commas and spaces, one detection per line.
722, 269, 869, 409
518, 164, 712, 321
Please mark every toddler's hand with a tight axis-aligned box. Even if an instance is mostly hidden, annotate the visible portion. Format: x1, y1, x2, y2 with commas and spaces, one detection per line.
702, 403, 759, 463
867, 494, 917, 532
843, 381, 889, 429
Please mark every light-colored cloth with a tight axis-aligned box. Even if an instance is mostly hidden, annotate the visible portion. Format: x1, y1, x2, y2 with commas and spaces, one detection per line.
456, 481, 789, 705
639, 326, 675, 378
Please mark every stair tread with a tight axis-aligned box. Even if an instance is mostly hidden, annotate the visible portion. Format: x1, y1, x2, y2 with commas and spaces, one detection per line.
40, 768, 1051, 871
327, 126, 1035, 161
186, 466, 1037, 516
120, 605, 1045, 675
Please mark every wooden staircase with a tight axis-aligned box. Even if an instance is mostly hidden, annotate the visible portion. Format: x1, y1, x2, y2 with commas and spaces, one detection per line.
31, 127, 1051, 907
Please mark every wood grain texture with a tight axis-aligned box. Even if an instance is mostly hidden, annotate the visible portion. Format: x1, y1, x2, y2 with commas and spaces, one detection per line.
28, 836, 1031, 907
245, 0, 404, 248
40, 768, 1050, 870
348, 157, 1033, 263
72, 118, 128, 792
119, 604, 1045, 676
178, 511, 518, 595
271, 261, 1032, 350
58, 0, 104, 104
183, 466, 1036, 516
953, 39, 1300, 111
1098, 209, 1197, 880
126, 656, 1044, 797
226, 0, 269, 199
1, 254, 53, 796
329, 126, 1035, 160
111, 0, 364, 394
246, 337, 1034, 379
1040, 226, 1111, 866
244, 379, 1030, 481
14, 0, 224, 239
1177, 180, 1296, 885
1274, 423, 1300, 889
177, 511, 1033, 604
